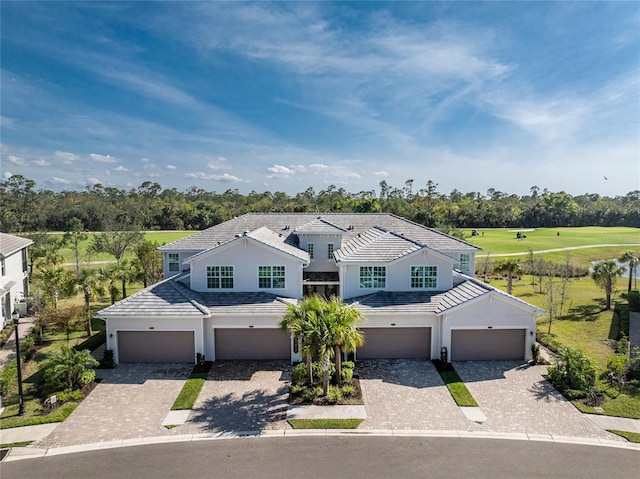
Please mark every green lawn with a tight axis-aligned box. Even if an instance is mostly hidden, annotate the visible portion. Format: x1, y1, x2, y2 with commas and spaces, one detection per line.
51, 230, 195, 264
287, 418, 363, 429
467, 227, 639, 269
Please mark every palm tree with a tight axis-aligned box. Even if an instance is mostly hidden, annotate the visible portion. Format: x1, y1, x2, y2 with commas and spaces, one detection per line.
280, 295, 326, 383
326, 297, 364, 384
591, 259, 625, 310
112, 259, 139, 299
99, 264, 120, 305
493, 259, 524, 295
45, 345, 99, 391
619, 250, 639, 293
34, 265, 71, 308
67, 268, 107, 336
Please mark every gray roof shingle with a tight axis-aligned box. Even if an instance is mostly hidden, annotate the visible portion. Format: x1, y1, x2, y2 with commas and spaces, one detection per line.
334, 227, 422, 263
0, 232, 33, 258
157, 213, 480, 255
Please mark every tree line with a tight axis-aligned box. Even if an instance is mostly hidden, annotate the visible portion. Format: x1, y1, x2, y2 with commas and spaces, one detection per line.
1, 175, 639, 234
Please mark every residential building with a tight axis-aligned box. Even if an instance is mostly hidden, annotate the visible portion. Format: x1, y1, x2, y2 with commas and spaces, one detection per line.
0, 232, 33, 327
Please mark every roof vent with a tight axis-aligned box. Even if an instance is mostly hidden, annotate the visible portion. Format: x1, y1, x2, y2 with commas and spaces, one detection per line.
243, 231, 249, 236
235, 234, 240, 238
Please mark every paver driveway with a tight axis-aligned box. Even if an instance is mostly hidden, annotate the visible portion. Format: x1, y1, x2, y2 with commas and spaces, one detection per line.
181, 360, 291, 434
454, 361, 624, 441
35, 363, 192, 448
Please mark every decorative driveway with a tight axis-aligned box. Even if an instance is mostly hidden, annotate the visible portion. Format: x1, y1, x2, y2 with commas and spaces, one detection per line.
453, 361, 623, 441
30, 359, 625, 449
180, 360, 291, 434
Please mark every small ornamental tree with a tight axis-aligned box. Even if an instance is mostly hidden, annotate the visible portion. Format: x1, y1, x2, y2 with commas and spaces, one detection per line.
44, 346, 99, 392
547, 347, 598, 399
591, 259, 625, 310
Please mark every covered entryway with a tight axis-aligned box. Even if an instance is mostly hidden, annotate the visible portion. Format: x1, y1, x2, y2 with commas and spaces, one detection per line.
117, 331, 195, 363
356, 327, 431, 359
451, 329, 526, 361
215, 328, 291, 360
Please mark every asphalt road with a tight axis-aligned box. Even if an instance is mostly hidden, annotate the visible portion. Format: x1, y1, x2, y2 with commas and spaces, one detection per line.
3, 437, 639, 479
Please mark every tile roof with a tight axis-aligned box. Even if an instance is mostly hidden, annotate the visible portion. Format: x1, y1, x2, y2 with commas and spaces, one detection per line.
157, 213, 480, 255
197, 291, 295, 315
96, 276, 208, 318
184, 226, 309, 265
294, 218, 348, 234
0, 232, 33, 258
334, 227, 422, 263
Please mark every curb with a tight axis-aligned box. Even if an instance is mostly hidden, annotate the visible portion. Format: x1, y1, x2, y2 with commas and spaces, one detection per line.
4, 429, 639, 462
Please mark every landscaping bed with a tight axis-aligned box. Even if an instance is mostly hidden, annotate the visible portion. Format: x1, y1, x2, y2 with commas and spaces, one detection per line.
287, 361, 364, 406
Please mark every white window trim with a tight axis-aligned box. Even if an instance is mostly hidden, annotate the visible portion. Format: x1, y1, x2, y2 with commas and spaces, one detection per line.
206, 265, 234, 289
258, 265, 286, 289
168, 253, 180, 272
459, 253, 470, 272
307, 243, 314, 260
410, 265, 438, 289
359, 266, 386, 289
327, 243, 334, 261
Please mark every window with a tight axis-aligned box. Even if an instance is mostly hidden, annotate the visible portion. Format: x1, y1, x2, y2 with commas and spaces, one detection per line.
1, 258, 5, 276
207, 266, 234, 289
258, 266, 285, 289
459, 253, 470, 272
359, 266, 386, 289
21, 250, 28, 273
307, 243, 314, 259
168, 253, 180, 272
411, 266, 437, 288
327, 243, 334, 260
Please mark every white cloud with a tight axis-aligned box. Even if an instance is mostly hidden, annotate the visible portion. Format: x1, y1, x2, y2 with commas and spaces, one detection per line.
266, 164, 296, 179
7, 155, 28, 166
3, 171, 13, 179
141, 158, 150, 163
207, 157, 229, 170
113, 165, 128, 172
86, 177, 102, 185
54, 151, 80, 163
50, 177, 72, 185
185, 172, 244, 182
166, 164, 176, 170
90, 153, 118, 163
33, 159, 50, 166
374, 171, 389, 177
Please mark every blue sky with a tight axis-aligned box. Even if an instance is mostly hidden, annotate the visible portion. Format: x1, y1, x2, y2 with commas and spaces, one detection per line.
1, 1, 639, 197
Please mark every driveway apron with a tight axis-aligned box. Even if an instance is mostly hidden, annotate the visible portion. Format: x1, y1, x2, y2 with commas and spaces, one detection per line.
179, 360, 291, 434
33, 364, 191, 448
357, 360, 474, 431
453, 361, 624, 441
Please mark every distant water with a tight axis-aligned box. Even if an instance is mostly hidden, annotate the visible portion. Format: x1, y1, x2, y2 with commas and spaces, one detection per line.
591, 259, 640, 280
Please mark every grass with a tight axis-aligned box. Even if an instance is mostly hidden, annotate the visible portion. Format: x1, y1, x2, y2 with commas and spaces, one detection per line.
0, 402, 78, 429
0, 441, 33, 448
607, 430, 640, 443
287, 418, 363, 429
52, 230, 194, 265
433, 361, 479, 407
170, 363, 212, 410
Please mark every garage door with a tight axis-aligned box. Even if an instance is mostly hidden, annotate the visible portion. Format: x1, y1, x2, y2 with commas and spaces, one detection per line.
215, 329, 291, 360
451, 329, 525, 361
118, 331, 195, 363
357, 327, 431, 359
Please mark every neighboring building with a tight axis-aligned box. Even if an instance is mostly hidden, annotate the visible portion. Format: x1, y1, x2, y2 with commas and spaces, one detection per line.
97, 213, 544, 364
0, 232, 33, 328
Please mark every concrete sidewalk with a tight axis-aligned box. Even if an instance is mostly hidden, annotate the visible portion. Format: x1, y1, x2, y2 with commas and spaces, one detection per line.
0, 316, 36, 371
1, 423, 59, 445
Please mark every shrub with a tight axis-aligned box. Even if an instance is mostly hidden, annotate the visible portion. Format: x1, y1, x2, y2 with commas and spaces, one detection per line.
629, 290, 640, 312
547, 347, 598, 399
531, 342, 540, 364
292, 362, 308, 385
74, 330, 106, 352
43, 346, 99, 393
100, 349, 116, 369
54, 389, 85, 403
341, 385, 355, 396
440, 346, 448, 364
341, 367, 353, 383
290, 384, 305, 396
0, 360, 18, 397
327, 385, 342, 403
303, 386, 320, 403
616, 334, 629, 355
342, 361, 355, 370
312, 361, 335, 381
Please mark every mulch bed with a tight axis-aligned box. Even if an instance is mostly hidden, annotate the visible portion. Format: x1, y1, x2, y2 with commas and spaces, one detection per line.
288, 377, 363, 406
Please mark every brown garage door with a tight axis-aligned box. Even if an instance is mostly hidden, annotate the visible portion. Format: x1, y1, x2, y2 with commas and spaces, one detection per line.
357, 327, 431, 359
118, 331, 195, 363
451, 329, 525, 361
215, 329, 291, 360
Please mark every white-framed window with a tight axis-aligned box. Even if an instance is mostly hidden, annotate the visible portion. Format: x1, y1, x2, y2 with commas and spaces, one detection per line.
459, 253, 470, 272
327, 243, 334, 260
359, 266, 386, 289
168, 253, 180, 272
258, 266, 285, 289
207, 266, 234, 289
307, 243, 314, 259
411, 266, 437, 288
1, 258, 5, 276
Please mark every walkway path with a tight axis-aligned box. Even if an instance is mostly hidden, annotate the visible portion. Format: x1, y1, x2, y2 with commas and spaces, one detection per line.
0, 316, 36, 371
486, 244, 640, 258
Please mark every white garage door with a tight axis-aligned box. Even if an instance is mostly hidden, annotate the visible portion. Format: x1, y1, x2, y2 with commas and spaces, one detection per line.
451, 329, 526, 361
357, 327, 431, 359
118, 331, 195, 363
215, 329, 291, 360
